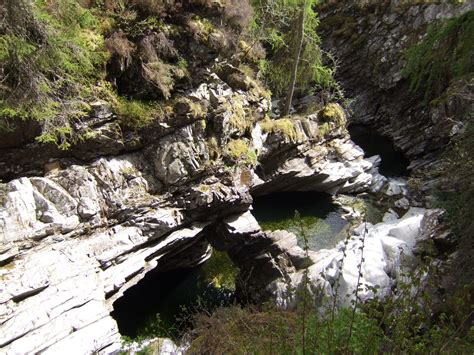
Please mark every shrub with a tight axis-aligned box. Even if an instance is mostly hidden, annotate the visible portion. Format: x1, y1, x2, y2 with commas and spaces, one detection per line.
435, 125, 474, 320
114, 97, 163, 129
250, 0, 337, 97
185, 226, 473, 354
105, 31, 136, 69
128, 0, 167, 16
139, 32, 178, 61
0, 0, 109, 146
187, 305, 384, 354
222, 0, 254, 31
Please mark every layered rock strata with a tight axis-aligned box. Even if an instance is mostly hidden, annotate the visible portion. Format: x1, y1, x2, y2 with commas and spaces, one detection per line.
0, 69, 385, 353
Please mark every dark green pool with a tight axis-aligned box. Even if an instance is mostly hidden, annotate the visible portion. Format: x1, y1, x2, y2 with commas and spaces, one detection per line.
111, 251, 236, 340
252, 191, 349, 251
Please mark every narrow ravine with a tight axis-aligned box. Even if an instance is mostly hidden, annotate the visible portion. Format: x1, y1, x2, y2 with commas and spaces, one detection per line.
348, 124, 409, 177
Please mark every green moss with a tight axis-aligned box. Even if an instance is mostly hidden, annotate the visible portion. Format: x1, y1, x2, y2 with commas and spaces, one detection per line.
188, 16, 217, 42
225, 139, 258, 166
317, 122, 331, 138
173, 97, 207, 119
321, 103, 346, 126
225, 96, 250, 134
402, 11, 474, 103
226, 139, 249, 158
260, 118, 300, 141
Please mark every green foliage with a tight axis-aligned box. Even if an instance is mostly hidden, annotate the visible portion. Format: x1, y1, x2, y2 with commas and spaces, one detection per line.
36, 127, 73, 151
435, 125, 474, 313
114, 97, 163, 129
188, 305, 384, 354
201, 250, 239, 290
436, 125, 474, 235
135, 314, 169, 340
250, 0, 336, 96
187, 258, 473, 354
185, 207, 473, 354
403, 10, 474, 103
0, 0, 110, 146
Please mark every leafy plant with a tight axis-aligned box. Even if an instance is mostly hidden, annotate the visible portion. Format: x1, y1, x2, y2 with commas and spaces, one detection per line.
249, 0, 337, 99
0, 0, 110, 147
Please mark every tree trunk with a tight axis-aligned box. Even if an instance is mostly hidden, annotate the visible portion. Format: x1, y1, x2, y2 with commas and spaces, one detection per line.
282, 4, 305, 117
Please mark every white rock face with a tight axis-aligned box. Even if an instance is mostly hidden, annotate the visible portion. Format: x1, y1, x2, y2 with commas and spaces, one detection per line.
0, 155, 217, 354
0, 75, 402, 353
270, 208, 439, 308
0, 220, 207, 354
254, 137, 384, 195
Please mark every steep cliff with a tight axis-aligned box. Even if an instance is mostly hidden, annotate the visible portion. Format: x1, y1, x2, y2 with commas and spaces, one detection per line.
0, 59, 384, 354
319, 0, 473, 184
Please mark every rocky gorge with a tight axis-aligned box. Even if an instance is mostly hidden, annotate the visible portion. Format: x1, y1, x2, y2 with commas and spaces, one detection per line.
0, 0, 472, 353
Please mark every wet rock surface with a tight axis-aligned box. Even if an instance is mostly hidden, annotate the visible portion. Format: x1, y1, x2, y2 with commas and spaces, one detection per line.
267, 207, 443, 309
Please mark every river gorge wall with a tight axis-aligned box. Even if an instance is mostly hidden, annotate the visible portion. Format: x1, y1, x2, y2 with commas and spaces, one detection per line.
0, 1, 471, 353
319, 0, 473, 182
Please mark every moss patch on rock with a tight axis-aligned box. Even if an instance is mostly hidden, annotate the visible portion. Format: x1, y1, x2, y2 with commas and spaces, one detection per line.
320, 103, 346, 126
260, 118, 300, 142
225, 139, 258, 166
114, 97, 164, 129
